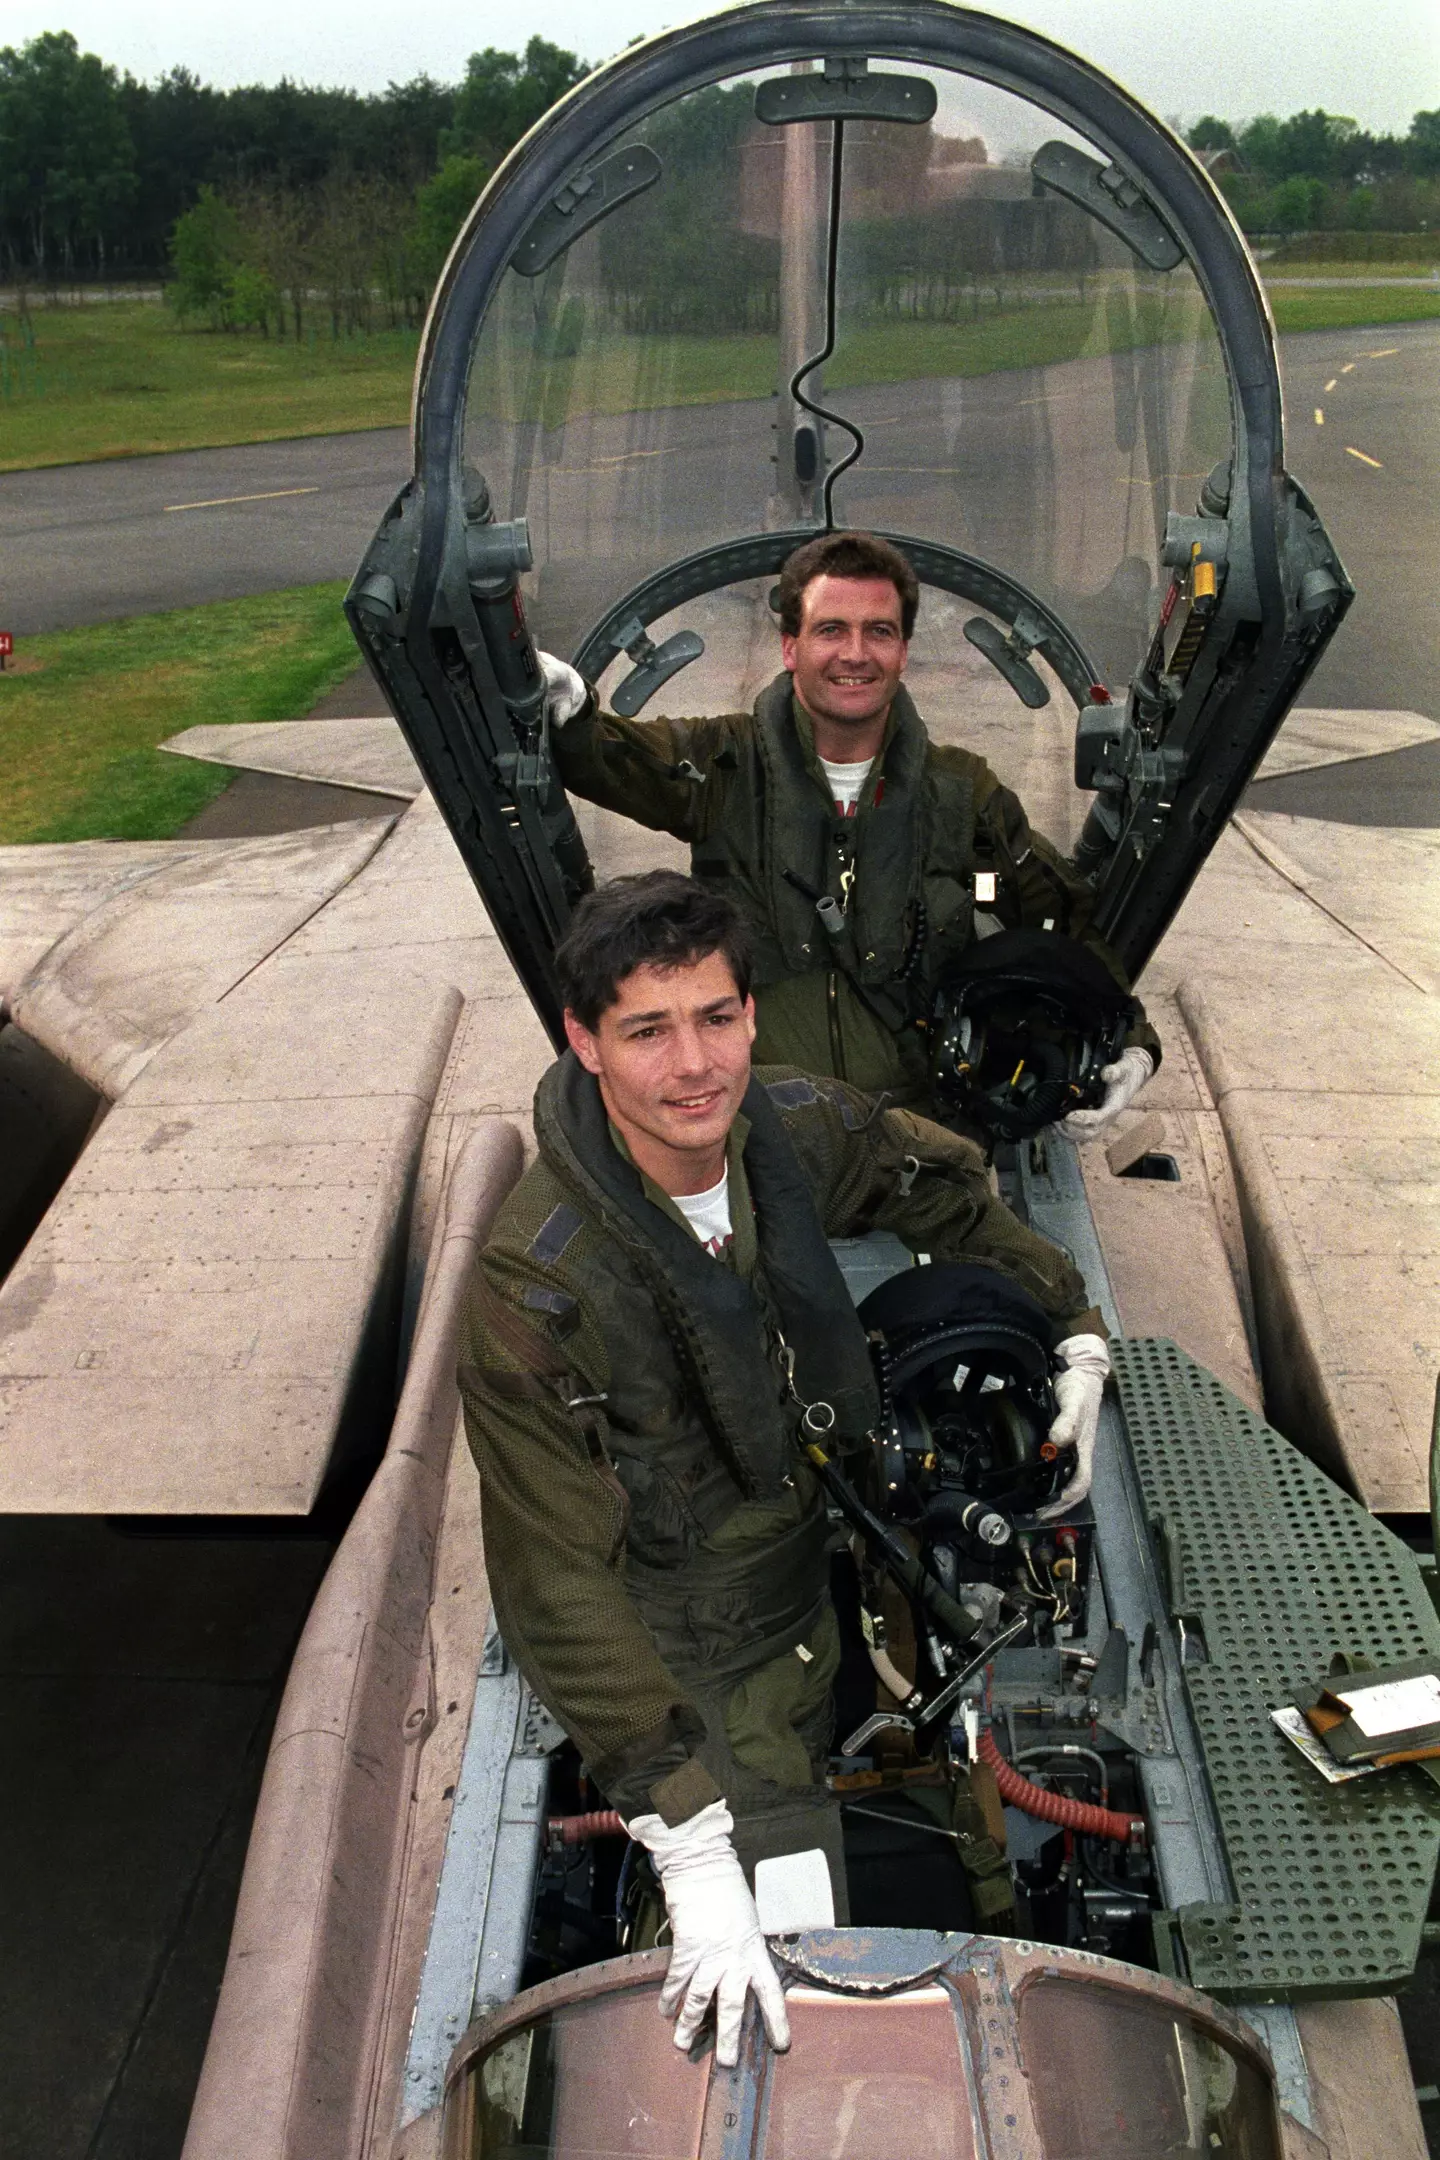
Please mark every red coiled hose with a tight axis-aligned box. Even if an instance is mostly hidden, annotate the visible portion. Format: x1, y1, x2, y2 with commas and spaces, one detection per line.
550, 1748, 1142, 1849
548, 1809, 627, 1844
978, 1730, 1143, 1845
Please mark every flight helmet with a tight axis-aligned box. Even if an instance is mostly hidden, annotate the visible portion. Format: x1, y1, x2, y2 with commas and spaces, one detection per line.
931, 928, 1137, 1142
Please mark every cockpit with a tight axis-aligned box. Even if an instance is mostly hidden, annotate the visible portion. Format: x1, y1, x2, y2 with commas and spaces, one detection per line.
349, 1, 1349, 1040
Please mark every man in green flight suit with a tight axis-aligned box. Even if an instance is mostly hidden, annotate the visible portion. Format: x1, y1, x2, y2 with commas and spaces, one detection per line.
537, 528, 1158, 1137
458, 870, 1111, 2068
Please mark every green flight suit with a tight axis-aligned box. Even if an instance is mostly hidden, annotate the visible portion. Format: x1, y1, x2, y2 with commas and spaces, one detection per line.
458, 1054, 1101, 1893
552, 672, 1160, 1106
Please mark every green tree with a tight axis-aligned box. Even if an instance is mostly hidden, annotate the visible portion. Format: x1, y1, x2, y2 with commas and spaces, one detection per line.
1345, 128, 1405, 184
1236, 115, 1284, 180
0, 30, 136, 276
410, 153, 489, 288
226, 261, 281, 332
1408, 111, 1440, 175
1186, 116, 1236, 154
370, 74, 456, 178
1240, 108, 1357, 183
232, 182, 310, 341
598, 84, 778, 336
1270, 174, 1325, 232
443, 38, 588, 165
120, 66, 226, 270
167, 184, 243, 321
1284, 110, 1357, 179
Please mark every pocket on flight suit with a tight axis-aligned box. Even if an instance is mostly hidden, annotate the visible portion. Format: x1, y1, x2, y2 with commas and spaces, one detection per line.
722, 1603, 841, 1789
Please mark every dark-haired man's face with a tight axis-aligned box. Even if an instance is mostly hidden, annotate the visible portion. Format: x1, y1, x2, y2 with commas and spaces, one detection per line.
564, 949, 756, 1194
781, 573, 909, 737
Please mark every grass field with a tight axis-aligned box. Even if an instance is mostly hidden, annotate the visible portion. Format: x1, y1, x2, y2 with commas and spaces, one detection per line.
479, 301, 1120, 429
0, 581, 359, 844
469, 286, 1229, 427
471, 279, 1440, 424
3, 279, 1438, 472
0, 303, 418, 471
1266, 285, 1440, 334
1264, 258, 1438, 278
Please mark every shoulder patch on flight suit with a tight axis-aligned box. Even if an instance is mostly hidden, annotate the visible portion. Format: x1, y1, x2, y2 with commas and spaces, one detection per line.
766, 1077, 819, 1109
522, 1283, 580, 1335
814, 1078, 881, 1131
528, 1202, 584, 1266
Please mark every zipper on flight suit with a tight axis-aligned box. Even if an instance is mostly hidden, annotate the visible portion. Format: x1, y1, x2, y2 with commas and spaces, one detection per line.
825, 822, 858, 1079
826, 970, 844, 1076
785, 834, 856, 1079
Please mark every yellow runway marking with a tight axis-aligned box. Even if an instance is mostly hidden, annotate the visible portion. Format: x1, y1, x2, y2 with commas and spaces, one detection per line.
164, 486, 320, 512
1366, 347, 1400, 358
1315, 408, 1325, 425
1341, 362, 1356, 374
593, 447, 667, 467
1345, 446, 1383, 468
552, 447, 671, 474
1324, 377, 1338, 391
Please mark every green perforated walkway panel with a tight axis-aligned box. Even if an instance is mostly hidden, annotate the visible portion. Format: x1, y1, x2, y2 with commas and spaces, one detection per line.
1112, 1338, 1440, 2002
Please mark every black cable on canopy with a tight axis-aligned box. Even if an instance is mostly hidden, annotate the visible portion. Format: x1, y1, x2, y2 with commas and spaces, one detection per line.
788, 117, 865, 529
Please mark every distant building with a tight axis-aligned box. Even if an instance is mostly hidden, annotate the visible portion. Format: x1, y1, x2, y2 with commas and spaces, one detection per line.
739, 120, 993, 235
1194, 145, 1247, 178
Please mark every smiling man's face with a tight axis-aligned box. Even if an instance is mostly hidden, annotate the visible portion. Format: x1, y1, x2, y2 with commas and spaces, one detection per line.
563, 948, 756, 1195
780, 572, 909, 748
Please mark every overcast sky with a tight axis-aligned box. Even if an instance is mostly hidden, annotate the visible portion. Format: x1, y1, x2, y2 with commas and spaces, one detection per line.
8, 0, 1438, 135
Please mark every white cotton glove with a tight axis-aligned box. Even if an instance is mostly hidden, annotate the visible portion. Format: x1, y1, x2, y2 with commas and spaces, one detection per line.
1060, 1046, 1154, 1139
1034, 1333, 1110, 1520
630, 1799, 791, 2067
537, 649, 588, 727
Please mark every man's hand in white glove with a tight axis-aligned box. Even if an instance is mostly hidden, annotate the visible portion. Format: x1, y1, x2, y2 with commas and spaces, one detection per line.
1035, 1333, 1110, 1520
1060, 1045, 1154, 1139
536, 649, 589, 728
630, 1799, 790, 2068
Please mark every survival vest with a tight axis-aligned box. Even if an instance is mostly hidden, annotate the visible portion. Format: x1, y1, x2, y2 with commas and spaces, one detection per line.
512, 1056, 882, 1686
690, 675, 984, 1026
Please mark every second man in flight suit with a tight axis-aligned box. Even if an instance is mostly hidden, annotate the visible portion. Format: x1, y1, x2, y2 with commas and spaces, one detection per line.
538, 528, 1159, 1138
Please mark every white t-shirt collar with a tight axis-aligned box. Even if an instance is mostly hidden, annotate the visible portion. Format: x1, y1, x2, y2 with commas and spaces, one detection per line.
817, 752, 876, 814
670, 1169, 733, 1258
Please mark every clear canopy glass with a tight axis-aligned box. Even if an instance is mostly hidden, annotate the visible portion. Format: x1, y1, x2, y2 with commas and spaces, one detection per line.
462, 61, 1231, 709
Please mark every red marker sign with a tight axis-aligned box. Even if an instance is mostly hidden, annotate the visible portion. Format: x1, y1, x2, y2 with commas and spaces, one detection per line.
0, 632, 12, 670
